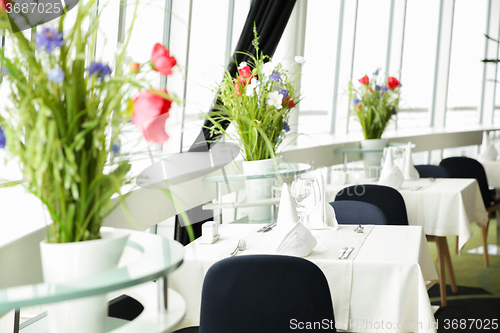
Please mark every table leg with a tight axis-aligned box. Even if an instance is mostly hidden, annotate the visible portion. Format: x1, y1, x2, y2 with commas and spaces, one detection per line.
13, 309, 19, 333
441, 237, 458, 293
216, 181, 222, 225
157, 275, 169, 310
436, 238, 447, 307
480, 223, 490, 266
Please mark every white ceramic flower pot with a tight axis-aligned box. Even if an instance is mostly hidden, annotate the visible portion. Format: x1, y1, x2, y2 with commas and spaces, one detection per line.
360, 138, 389, 178
242, 158, 281, 221
40, 229, 129, 333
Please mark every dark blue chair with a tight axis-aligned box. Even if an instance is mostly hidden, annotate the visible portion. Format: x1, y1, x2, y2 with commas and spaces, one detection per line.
415, 165, 449, 178
440, 156, 500, 266
198, 255, 336, 333
334, 184, 409, 225
329, 201, 387, 225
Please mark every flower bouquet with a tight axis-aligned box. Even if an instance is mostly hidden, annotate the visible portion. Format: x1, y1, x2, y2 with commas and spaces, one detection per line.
349, 71, 401, 140
0, 0, 178, 244
207, 29, 299, 162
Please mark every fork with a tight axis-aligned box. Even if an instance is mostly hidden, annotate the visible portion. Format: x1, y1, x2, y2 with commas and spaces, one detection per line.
230, 239, 246, 256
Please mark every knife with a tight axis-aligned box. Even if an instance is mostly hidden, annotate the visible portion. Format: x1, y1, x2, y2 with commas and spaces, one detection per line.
257, 222, 276, 232
262, 223, 277, 233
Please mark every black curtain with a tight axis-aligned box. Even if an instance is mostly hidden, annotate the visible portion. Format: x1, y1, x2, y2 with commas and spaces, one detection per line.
174, 0, 297, 245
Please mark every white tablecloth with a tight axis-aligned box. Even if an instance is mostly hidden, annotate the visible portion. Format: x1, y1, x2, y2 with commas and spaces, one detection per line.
170, 224, 438, 333
329, 179, 488, 251
477, 158, 500, 188
398, 179, 488, 251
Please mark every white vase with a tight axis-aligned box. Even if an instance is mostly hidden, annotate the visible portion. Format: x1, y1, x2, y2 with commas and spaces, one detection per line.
40, 229, 130, 333
242, 158, 281, 221
360, 138, 389, 178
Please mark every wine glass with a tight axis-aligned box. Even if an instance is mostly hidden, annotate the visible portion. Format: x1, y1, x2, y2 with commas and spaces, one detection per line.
290, 178, 321, 229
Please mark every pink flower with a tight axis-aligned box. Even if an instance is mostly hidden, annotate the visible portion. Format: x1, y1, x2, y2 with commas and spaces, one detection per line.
234, 76, 253, 97
132, 90, 172, 144
238, 65, 251, 78
151, 43, 177, 76
358, 75, 369, 85
387, 76, 401, 90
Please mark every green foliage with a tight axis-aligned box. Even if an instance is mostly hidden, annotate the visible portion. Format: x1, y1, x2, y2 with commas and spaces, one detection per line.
207, 28, 299, 162
0, 1, 150, 243
349, 74, 400, 140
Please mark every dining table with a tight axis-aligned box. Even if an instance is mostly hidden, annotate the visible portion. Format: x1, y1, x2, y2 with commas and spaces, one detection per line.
169, 223, 439, 333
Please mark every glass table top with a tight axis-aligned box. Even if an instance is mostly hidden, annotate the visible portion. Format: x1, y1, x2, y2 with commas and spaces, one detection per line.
202, 162, 311, 182
334, 142, 416, 154
0, 230, 184, 312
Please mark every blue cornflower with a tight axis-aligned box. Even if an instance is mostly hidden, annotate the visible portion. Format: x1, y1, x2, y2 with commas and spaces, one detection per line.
48, 68, 65, 83
86, 62, 112, 80
0, 67, 8, 76
35, 27, 64, 53
375, 85, 381, 90
353, 99, 360, 105
391, 108, 397, 115
0, 126, 5, 149
275, 136, 281, 142
283, 121, 290, 133
278, 87, 289, 98
111, 143, 120, 154
380, 86, 388, 92
270, 71, 281, 82
373, 70, 379, 76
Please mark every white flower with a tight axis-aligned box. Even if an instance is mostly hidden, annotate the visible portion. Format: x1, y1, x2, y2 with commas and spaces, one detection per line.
238, 61, 248, 69
266, 91, 283, 109
295, 56, 306, 65
246, 77, 260, 97
262, 61, 276, 77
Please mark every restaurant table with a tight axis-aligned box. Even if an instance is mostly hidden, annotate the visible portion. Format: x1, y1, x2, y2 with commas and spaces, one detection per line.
329, 178, 488, 306
169, 224, 439, 333
476, 157, 500, 188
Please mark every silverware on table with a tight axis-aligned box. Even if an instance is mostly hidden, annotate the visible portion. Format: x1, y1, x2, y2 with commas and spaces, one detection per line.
230, 239, 246, 256
411, 186, 423, 191
258, 222, 276, 233
337, 247, 348, 259
341, 247, 354, 260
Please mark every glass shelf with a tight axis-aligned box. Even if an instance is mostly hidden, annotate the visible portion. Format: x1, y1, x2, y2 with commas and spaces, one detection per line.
202, 162, 311, 182
0, 230, 184, 312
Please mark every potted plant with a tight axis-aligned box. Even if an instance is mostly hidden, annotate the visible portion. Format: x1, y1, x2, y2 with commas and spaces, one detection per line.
349, 70, 401, 177
206, 29, 300, 221
0, 1, 178, 332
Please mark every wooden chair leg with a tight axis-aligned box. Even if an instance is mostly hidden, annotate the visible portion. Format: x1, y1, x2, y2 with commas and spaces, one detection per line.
455, 235, 459, 254
480, 224, 490, 267
441, 237, 458, 293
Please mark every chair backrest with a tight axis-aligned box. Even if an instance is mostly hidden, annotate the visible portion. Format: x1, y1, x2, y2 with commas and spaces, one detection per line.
415, 165, 449, 178
329, 201, 387, 225
198, 255, 336, 333
334, 184, 409, 225
439, 157, 492, 208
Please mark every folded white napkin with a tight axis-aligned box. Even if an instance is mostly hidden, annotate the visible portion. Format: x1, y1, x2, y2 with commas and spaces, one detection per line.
479, 131, 498, 161
378, 147, 404, 189
401, 142, 420, 180
275, 221, 317, 257
276, 183, 299, 232
309, 172, 339, 230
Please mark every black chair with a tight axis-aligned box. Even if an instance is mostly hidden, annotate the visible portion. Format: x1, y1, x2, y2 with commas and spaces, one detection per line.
440, 157, 500, 267
198, 255, 336, 333
329, 201, 387, 225
334, 184, 408, 225
415, 165, 449, 178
